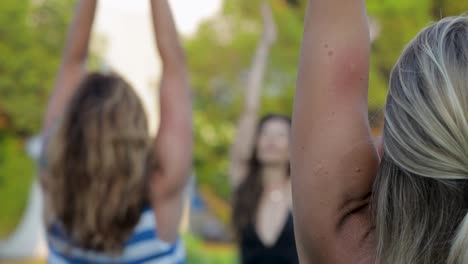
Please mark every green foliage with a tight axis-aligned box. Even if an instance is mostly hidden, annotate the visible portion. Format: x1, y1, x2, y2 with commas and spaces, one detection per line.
186, 0, 468, 201
0, 134, 35, 238
0, 0, 74, 136
367, 0, 433, 109
187, 0, 303, 200
194, 112, 235, 199
0, 0, 74, 237
184, 234, 238, 264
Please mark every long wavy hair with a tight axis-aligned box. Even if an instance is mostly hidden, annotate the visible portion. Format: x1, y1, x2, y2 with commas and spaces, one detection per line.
43, 73, 152, 252
232, 114, 291, 237
372, 16, 468, 264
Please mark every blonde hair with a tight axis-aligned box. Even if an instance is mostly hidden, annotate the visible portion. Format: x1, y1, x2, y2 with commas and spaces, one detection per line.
43, 73, 152, 252
372, 16, 468, 264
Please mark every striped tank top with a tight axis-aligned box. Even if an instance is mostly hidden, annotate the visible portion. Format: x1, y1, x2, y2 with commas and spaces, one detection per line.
47, 206, 186, 264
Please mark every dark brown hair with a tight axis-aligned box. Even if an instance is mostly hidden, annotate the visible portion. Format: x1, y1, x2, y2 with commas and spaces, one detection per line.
43, 73, 151, 252
232, 113, 291, 237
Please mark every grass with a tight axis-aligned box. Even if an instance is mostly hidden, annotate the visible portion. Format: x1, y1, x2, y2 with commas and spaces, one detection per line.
0, 134, 35, 238
0, 235, 235, 264
184, 234, 238, 264
0, 260, 45, 264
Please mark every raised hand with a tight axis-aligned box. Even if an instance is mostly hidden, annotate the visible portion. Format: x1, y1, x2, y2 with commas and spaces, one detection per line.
43, 0, 97, 136
261, 0, 277, 46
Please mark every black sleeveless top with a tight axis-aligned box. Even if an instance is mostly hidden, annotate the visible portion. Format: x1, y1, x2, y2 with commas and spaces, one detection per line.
240, 213, 299, 264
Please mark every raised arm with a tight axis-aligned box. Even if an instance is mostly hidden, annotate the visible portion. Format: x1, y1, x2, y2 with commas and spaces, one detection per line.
229, 1, 277, 188
149, 0, 192, 242
291, 0, 379, 263
42, 0, 96, 135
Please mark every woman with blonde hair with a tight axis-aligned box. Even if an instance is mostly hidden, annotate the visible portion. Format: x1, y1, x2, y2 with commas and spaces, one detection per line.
291, 0, 468, 263
40, 0, 191, 262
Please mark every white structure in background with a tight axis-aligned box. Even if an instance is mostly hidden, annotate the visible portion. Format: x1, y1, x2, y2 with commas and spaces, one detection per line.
94, 0, 160, 133
0, 0, 221, 260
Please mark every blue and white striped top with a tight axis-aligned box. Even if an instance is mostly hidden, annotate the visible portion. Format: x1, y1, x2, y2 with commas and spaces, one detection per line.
47, 206, 186, 264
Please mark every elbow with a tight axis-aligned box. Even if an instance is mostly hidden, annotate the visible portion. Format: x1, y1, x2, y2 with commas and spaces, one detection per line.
173, 44, 187, 64
169, 132, 193, 192
168, 168, 191, 197
62, 53, 88, 69
159, 159, 192, 198
303, 45, 369, 98
323, 37, 370, 90
333, 47, 369, 88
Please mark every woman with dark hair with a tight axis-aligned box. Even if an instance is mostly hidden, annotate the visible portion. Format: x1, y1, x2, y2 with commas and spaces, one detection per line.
40, 0, 191, 262
232, 114, 298, 264
230, 2, 299, 264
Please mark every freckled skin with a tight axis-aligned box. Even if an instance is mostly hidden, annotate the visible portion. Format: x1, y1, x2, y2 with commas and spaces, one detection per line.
292, 0, 377, 261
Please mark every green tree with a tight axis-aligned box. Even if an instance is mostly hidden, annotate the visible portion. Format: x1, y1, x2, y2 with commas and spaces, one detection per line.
186, 0, 468, 200
366, 0, 467, 122
0, 0, 74, 237
0, 0, 75, 136
186, 0, 303, 200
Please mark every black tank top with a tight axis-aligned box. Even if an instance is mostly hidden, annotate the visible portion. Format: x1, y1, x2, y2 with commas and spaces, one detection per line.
240, 213, 299, 264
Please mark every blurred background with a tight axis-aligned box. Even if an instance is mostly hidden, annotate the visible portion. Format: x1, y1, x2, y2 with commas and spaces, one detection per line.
0, 0, 467, 263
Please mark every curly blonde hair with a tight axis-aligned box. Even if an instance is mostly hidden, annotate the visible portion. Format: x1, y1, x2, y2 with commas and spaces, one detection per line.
43, 73, 152, 252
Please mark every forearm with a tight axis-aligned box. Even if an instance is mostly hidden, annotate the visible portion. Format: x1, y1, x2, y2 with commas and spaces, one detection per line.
43, 67, 84, 132
295, 0, 370, 127
62, 0, 96, 64
245, 0, 275, 111
244, 40, 270, 112
151, 0, 185, 67
230, 6, 275, 185
42, 0, 96, 133
152, 0, 190, 146
299, 0, 370, 90
229, 111, 257, 186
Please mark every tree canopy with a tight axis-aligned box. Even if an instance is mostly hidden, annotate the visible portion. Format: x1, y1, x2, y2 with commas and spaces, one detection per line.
0, 0, 75, 136
0, 0, 74, 237
186, 0, 468, 200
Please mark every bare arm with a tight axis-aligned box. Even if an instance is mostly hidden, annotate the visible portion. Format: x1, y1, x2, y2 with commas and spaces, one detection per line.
149, 0, 192, 242
291, 0, 379, 263
229, 1, 277, 188
42, 0, 96, 135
